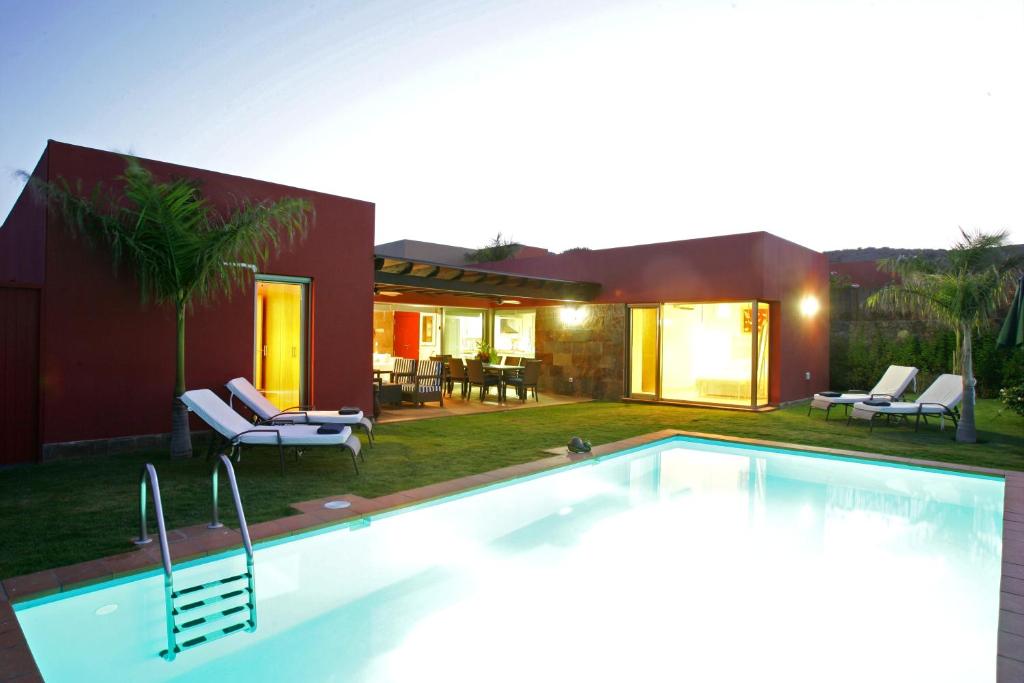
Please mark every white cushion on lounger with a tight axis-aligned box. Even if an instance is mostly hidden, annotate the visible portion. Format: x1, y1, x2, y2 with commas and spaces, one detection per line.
812, 365, 918, 406
851, 374, 962, 418
234, 423, 351, 446
225, 377, 367, 426
181, 389, 350, 445
182, 388, 257, 438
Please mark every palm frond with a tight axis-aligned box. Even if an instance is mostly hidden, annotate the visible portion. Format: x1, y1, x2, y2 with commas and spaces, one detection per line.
30, 156, 313, 310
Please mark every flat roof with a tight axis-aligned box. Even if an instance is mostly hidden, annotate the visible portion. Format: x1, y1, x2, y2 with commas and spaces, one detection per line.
373, 254, 600, 303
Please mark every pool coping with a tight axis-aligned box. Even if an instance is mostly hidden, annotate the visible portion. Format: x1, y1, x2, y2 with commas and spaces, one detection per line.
2, 428, 1022, 681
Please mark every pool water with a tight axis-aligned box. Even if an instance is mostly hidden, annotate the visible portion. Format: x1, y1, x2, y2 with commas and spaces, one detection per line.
16, 437, 1004, 682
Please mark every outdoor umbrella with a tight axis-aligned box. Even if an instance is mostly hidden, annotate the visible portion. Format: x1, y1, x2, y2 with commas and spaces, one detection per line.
997, 275, 1024, 348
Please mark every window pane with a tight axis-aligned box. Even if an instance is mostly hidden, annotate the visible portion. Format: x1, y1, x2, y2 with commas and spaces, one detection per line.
629, 307, 658, 395
493, 310, 536, 358
442, 308, 485, 357
660, 302, 753, 406
255, 281, 305, 410
755, 302, 770, 405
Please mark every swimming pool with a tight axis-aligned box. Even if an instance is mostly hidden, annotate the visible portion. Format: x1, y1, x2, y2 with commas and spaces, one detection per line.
15, 436, 1004, 682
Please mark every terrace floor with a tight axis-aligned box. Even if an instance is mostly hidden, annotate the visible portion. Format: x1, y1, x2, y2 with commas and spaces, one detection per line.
377, 391, 590, 423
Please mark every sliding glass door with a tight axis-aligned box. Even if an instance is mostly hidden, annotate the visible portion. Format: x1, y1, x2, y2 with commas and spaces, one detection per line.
629, 306, 659, 398
628, 301, 770, 407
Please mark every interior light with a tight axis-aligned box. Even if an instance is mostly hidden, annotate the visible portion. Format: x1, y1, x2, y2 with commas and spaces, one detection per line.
378, 291, 402, 297
499, 299, 521, 305
799, 295, 820, 317
559, 306, 588, 325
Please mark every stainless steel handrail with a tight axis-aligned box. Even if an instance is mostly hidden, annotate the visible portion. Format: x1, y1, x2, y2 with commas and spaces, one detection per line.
210, 453, 257, 632
134, 464, 172, 576
209, 454, 254, 559
134, 464, 176, 660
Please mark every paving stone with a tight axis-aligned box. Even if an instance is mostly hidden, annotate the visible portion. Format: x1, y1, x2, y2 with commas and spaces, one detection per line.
53, 559, 112, 590
1, 571, 58, 601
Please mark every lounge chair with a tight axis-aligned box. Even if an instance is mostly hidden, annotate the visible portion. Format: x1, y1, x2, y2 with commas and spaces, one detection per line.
181, 389, 361, 474
847, 373, 963, 433
807, 365, 919, 420
402, 359, 444, 406
225, 377, 373, 446
391, 357, 417, 384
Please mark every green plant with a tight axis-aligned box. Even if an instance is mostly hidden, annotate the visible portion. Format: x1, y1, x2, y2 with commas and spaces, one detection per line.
465, 233, 521, 263
867, 229, 1022, 443
27, 158, 312, 458
1002, 385, 1024, 417
474, 340, 498, 363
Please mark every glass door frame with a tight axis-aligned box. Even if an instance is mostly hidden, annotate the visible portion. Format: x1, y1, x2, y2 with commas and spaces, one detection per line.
254, 274, 311, 408
626, 300, 771, 408
626, 304, 661, 400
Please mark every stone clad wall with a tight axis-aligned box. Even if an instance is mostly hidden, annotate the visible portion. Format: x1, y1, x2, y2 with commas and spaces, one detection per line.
534, 304, 625, 399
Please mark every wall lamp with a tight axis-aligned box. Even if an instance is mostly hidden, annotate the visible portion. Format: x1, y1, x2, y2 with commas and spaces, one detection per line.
799, 295, 820, 317
560, 306, 588, 326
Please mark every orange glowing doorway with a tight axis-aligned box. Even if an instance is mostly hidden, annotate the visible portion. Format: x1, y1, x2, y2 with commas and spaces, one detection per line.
254, 278, 309, 410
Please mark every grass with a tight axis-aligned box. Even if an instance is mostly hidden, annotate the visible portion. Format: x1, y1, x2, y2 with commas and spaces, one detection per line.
1, 398, 1022, 579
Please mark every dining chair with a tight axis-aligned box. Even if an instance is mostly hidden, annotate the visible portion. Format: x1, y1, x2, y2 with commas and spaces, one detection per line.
506, 360, 541, 402
447, 358, 468, 398
466, 358, 501, 402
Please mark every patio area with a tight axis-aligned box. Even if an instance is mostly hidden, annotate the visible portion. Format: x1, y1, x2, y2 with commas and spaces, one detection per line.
376, 391, 590, 423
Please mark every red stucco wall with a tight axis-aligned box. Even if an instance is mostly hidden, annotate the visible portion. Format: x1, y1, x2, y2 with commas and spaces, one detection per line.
0, 152, 47, 287
22, 141, 374, 447
478, 231, 829, 403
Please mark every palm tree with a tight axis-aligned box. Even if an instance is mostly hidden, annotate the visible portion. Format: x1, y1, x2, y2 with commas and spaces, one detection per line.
867, 229, 1021, 443
29, 158, 311, 457
464, 233, 521, 263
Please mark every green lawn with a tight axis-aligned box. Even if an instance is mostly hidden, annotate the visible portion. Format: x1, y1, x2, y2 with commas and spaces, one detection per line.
2, 398, 1022, 579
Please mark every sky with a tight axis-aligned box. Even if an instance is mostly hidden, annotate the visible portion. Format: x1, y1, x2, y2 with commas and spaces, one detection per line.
1, 0, 1022, 254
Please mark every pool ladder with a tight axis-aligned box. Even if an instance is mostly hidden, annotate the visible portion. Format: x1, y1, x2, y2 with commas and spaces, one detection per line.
135, 454, 257, 662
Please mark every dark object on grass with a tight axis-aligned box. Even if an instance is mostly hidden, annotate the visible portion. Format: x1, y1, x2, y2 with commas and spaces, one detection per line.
568, 436, 592, 454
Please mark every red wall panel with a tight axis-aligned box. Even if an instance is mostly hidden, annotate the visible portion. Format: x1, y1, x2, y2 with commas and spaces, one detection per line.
0, 287, 40, 463
0, 152, 47, 287
34, 141, 374, 446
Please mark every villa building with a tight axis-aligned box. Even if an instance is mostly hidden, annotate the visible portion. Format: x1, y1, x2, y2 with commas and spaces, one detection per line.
0, 141, 828, 464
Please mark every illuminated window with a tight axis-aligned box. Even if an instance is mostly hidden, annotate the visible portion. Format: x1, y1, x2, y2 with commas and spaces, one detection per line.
442, 308, 486, 357
493, 310, 536, 358
628, 301, 770, 407
255, 279, 308, 410
629, 307, 658, 396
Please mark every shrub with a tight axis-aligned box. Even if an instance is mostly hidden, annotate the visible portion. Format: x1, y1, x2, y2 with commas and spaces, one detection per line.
1000, 384, 1024, 417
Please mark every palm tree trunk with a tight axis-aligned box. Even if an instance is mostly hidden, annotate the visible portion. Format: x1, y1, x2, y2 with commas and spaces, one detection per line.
956, 324, 977, 443
169, 303, 193, 458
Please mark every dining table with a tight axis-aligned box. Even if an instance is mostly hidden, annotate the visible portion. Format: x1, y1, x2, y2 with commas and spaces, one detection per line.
482, 363, 523, 402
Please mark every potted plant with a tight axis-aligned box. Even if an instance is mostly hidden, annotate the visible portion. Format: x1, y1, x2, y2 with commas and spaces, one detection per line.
475, 340, 498, 363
